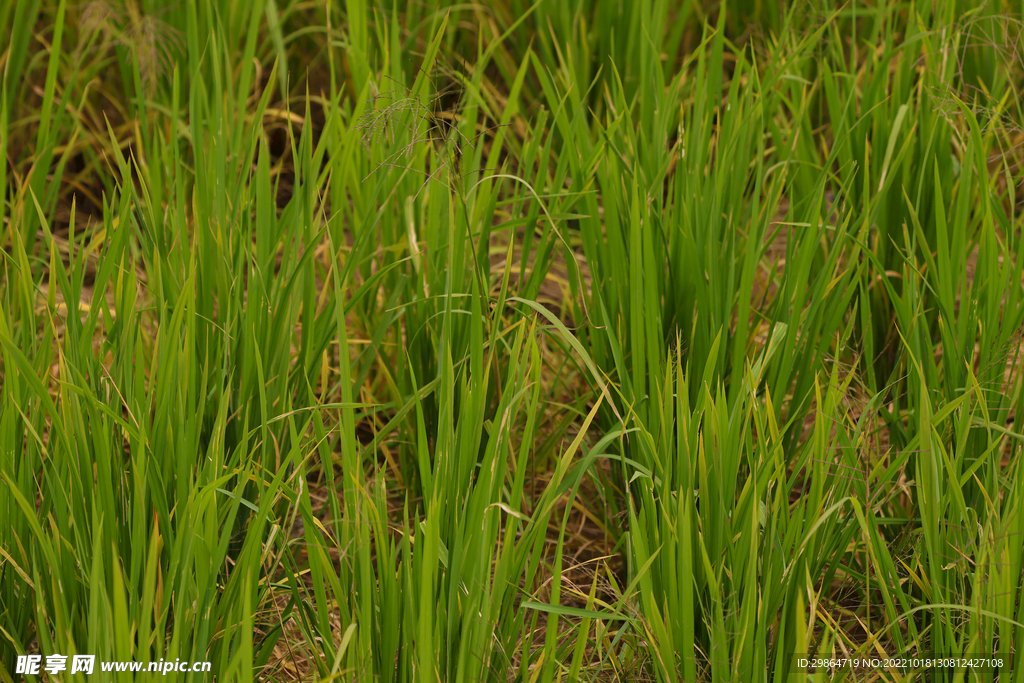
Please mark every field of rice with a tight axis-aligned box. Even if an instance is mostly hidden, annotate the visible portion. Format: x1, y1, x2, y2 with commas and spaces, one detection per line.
1, 0, 1024, 681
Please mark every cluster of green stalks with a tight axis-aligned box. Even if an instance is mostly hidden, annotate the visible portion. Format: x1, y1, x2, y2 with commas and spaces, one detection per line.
1, 0, 1023, 681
